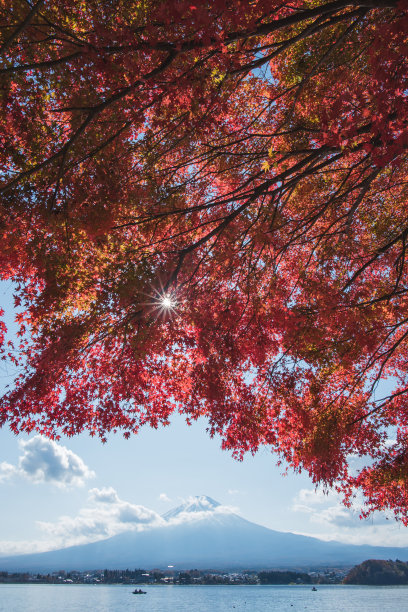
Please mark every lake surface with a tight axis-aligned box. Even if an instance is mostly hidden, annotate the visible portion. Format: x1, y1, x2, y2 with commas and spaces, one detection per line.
1, 583, 407, 612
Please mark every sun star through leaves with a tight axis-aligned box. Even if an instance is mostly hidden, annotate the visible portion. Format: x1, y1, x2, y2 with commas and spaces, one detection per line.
161, 296, 176, 311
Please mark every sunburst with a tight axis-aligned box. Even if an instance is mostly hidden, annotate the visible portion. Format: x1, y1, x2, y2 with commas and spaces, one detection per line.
146, 286, 178, 320
160, 294, 176, 310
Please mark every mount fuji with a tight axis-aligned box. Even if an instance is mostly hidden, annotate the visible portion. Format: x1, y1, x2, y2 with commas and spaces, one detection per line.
2, 495, 408, 571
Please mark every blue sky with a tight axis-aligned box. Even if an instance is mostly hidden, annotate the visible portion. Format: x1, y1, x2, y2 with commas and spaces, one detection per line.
1, 281, 408, 557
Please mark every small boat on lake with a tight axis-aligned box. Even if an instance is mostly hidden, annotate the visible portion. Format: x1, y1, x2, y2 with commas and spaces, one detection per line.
132, 589, 147, 594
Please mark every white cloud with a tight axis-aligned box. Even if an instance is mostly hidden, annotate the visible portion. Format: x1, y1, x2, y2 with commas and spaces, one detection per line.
0, 437, 94, 488
291, 486, 406, 546
0, 539, 58, 557
227, 489, 240, 495
292, 503, 315, 515
293, 487, 391, 530
89, 487, 120, 504
310, 504, 361, 528
36, 487, 165, 548
0, 462, 18, 483
299, 515, 408, 547
299, 488, 331, 504
17, 436, 95, 488
159, 493, 171, 502
118, 503, 160, 524
292, 487, 338, 513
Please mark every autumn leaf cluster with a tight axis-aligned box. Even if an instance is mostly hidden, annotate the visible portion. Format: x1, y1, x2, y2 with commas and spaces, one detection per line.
1, 0, 408, 521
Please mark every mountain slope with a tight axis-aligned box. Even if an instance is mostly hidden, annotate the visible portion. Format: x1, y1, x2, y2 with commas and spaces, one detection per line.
1, 496, 408, 571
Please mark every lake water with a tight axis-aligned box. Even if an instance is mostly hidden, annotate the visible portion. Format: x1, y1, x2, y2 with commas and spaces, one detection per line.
0, 583, 407, 612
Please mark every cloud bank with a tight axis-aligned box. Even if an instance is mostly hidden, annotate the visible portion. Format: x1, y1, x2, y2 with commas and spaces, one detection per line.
36, 487, 165, 548
291, 487, 404, 546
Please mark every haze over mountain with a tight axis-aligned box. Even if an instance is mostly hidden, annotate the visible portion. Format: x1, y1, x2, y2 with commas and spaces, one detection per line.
1, 496, 408, 572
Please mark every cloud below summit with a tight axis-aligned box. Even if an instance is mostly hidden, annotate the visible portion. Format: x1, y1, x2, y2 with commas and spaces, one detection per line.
37, 487, 165, 548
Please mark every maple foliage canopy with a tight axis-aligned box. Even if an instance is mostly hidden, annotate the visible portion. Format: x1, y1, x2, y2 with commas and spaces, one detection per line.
1, 0, 408, 521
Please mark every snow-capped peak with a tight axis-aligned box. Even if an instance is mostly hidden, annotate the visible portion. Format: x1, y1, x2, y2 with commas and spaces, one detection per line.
162, 495, 220, 520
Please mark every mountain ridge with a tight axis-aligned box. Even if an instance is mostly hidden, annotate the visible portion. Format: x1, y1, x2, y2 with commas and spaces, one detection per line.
1, 496, 408, 572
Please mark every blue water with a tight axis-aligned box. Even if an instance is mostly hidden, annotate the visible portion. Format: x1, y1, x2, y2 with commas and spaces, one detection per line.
0, 583, 407, 611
